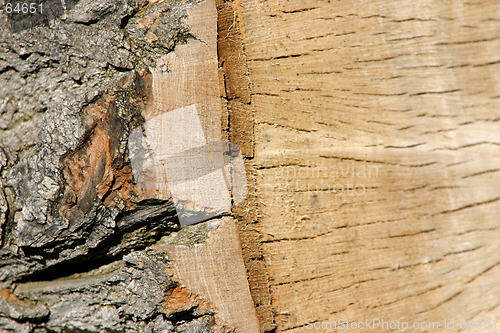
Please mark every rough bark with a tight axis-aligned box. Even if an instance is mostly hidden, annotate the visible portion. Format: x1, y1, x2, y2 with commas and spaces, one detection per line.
0, 0, 256, 332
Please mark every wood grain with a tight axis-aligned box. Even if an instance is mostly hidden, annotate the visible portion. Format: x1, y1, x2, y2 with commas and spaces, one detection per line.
148, 0, 222, 143
231, 0, 500, 331
154, 217, 261, 333
145, 0, 261, 330
217, 0, 275, 331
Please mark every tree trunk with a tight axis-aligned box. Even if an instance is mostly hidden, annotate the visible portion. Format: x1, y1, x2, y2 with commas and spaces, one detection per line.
1, 0, 499, 332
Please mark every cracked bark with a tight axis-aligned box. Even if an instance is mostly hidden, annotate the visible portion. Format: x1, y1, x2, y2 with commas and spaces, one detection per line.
0, 0, 258, 332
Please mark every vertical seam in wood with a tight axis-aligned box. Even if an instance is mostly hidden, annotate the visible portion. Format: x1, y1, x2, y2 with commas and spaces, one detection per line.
216, 0, 276, 331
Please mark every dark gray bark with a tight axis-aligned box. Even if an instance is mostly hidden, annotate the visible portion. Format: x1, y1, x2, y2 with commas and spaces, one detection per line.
0, 0, 228, 331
